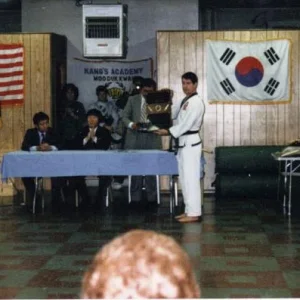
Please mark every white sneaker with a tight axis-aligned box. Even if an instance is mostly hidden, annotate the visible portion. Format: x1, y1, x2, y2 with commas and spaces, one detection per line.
122, 178, 129, 187
111, 182, 123, 190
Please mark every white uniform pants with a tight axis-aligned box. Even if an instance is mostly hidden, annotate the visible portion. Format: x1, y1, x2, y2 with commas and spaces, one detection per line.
177, 143, 202, 217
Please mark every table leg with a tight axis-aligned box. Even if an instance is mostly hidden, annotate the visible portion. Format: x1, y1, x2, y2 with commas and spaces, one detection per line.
75, 191, 79, 208
8, 178, 22, 208
277, 161, 281, 204
128, 176, 131, 204
23, 189, 26, 206
283, 161, 288, 211
32, 177, 38, 214
174, 177, 178, 206
288, 161, 293, 216
41, 178, 44, 213
170, 176, 176, 214
156, 175, 160, 205
105, 186, 109, 207
169, 176, 173, 214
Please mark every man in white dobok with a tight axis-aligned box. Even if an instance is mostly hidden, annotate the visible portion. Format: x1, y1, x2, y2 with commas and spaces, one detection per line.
154, 72, 205, 223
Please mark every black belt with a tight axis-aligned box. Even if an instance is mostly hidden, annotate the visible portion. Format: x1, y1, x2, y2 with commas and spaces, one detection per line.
183, 130, 199, 135
168, 130, 200, 155
178, 140, 202, 148
170, 140, 202, 155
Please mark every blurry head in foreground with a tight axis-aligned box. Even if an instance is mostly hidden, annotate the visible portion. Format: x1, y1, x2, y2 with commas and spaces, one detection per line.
81, 229, 200, 299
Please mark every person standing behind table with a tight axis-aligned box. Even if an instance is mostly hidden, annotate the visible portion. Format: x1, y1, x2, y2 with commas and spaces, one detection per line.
58, 83, 86, 150
90, 85, 124, 189
111, 76, 145, 190
89, 85, 119, 133
115, 76, 144, 111
21, 111, 62, 213
56, 83, 86, 205
71, 109, 111, 211
122, 78, 162, 210
154, 72, 205, 223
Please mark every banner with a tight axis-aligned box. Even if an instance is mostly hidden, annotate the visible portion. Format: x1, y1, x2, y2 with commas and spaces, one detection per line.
206, 39, 291, 104
0, 44, 24, 106
68, 58, 152, 108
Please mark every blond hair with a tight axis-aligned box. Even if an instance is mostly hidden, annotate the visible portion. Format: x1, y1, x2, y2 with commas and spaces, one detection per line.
81, 229, 200, 299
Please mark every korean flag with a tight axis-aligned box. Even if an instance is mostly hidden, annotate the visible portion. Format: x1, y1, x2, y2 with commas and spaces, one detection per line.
206, 39, 291, 103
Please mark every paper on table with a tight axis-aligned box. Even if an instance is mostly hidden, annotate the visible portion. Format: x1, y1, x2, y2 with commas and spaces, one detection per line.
280, 146, 300, 157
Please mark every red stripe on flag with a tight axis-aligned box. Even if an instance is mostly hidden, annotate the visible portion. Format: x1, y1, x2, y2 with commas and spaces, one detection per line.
0, 89, 23, 96
0, 80, 23, 87
0, 52, 23, 59
0, 61, 23, 68
0, 99, 23, 106
0, 44, 23, 50
0, 71, 23, 78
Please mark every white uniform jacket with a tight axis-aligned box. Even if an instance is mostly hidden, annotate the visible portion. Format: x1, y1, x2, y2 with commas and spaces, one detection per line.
169, 93, 205, 147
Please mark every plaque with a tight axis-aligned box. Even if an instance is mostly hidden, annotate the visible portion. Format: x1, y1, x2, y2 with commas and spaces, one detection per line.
145, 89, 172, 130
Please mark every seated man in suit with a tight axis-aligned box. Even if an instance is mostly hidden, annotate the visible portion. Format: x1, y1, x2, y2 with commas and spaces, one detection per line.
79, 109, 111, 151
21, 111, 62, 213
70, 109, 111, 210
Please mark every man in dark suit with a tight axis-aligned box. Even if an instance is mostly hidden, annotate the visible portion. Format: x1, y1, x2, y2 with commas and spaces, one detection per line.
21, 111, 62, 213
77, 109, 111, 151
71, 109, 111, 210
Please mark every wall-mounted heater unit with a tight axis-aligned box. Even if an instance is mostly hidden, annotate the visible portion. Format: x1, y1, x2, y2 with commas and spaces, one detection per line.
82, 4, 127, 58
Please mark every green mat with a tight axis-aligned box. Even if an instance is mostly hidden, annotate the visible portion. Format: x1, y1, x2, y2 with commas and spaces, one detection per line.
215, 145, 286, 200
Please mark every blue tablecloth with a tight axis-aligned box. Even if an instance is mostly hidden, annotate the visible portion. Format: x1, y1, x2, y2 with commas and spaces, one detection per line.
1, 150, 205, 181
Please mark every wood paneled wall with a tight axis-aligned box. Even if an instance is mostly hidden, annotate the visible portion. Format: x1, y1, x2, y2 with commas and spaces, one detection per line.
0, 33, 66, 193
157, 30, 300, 190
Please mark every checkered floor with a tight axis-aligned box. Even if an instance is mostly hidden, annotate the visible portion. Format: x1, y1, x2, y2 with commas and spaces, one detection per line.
0, 193, 300, 299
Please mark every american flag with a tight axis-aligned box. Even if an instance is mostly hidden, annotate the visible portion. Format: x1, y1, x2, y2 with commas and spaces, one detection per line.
0, 44, 24, 106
